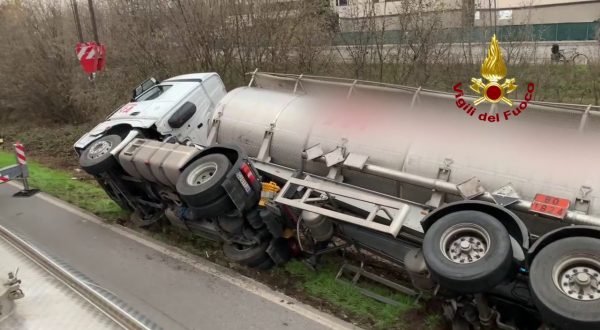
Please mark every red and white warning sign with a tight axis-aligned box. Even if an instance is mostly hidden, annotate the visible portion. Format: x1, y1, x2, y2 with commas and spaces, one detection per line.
75, 42, 106, 74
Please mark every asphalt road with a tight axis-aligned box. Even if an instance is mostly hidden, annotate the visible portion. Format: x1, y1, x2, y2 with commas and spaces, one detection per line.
0, 183, 357, 330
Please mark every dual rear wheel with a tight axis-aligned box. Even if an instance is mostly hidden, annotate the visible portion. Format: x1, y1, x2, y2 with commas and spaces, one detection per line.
177, 153, 278, 269
422, 210, 513, 294
423, 208, 600, 329
529, 237, 600, 330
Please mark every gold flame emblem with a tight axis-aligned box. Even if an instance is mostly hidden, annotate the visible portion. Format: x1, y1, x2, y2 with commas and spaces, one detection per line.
470, 34, 517, 106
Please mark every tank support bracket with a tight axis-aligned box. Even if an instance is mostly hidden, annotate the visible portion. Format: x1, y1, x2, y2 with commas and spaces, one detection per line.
426, 159, 453, 208
257, 128, 274, 162
207, 117, 221, 146
326, 167, 344, 182
574, 185, 592, 214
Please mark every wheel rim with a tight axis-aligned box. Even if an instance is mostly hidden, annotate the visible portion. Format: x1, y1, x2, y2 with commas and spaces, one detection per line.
440, 223, 490, 264
553, 256, 600, 301
88, 140, 112, 160
186, 162, 218, 186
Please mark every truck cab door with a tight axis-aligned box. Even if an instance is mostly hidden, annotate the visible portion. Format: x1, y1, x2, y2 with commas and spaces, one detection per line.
160, 75, 226, 146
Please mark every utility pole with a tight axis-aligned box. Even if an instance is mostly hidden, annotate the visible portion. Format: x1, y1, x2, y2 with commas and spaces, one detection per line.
88, 0, 100, 43
70, 0, 84, 42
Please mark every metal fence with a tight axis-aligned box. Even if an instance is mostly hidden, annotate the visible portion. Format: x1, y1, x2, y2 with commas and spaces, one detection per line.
335, 22, 599, 45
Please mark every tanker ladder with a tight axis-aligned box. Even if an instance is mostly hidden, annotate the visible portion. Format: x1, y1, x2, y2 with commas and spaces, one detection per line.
0, 142, 39, 197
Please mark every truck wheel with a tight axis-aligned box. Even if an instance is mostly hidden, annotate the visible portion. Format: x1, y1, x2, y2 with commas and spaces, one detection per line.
529, 237, 600, 330
422, 210, 512, 294
217, 213, 245, 235
223, 240, 271, 268
266, 237, 292, 266
187, 194, 235, 219
79, 135, 122, 175
177, 154, 231, 207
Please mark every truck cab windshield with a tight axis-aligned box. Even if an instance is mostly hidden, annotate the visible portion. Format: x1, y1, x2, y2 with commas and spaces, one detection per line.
135, 85, 172, 102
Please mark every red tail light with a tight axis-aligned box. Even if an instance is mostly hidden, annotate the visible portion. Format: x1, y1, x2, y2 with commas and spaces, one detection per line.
240, 163, 256, 185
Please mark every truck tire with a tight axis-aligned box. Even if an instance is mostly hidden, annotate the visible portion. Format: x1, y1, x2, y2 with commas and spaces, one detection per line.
529, 237, 600, 330
422, 210, 512, 294
79, 135, 122, 175
266, 237, 292, 266
186, 194, 235, 219
217, 213, 245, 235
223, 240, 271, 268
177, 154, 231, 207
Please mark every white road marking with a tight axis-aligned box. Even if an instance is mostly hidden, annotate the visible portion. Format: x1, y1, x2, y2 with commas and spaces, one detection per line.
7, 182, 360, 330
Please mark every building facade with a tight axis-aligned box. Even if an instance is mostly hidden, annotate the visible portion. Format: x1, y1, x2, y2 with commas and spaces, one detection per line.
331, 0, 600, 41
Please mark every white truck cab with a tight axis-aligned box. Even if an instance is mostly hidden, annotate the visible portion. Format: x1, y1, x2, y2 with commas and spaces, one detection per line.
74, 73, 226, 152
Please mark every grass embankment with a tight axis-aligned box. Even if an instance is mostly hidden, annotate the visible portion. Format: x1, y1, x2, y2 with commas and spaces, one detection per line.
0, 151, 126, 220
0, 149, 443, 329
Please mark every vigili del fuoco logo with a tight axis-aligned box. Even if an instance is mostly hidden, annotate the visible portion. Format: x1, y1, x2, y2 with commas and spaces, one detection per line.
453, 34, 535, 123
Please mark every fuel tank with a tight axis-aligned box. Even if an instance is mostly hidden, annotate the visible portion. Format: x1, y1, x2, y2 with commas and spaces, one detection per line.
212, 76, 600, 218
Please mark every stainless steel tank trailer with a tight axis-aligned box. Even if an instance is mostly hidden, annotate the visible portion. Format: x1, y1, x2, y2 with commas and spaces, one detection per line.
74, 71, 600, 330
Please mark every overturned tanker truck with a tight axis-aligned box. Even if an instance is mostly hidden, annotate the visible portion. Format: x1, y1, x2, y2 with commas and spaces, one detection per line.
74, 71, 600, 329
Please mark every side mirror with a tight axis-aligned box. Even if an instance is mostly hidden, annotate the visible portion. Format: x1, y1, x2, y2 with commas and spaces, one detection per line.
168, 102, 197, 129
